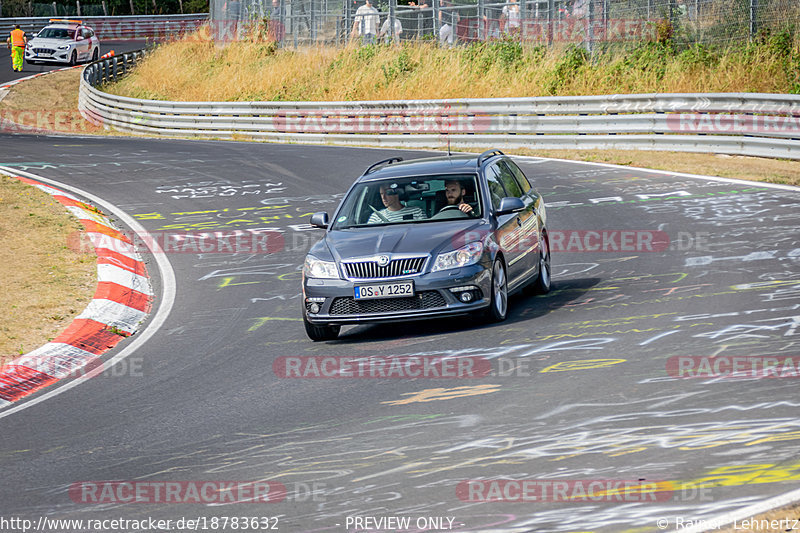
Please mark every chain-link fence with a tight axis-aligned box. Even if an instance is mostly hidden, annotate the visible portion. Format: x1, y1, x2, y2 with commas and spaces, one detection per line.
210, 0, 800, 48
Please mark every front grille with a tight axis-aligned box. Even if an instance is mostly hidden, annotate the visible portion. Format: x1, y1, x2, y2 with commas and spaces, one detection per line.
343, 257, 426, 279
330, 291, 446, 316
33, 48, 55, 54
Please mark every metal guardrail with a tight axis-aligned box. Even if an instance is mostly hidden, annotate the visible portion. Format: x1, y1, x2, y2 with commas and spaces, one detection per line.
78, 49, 800, 160
0, 14, 208, 40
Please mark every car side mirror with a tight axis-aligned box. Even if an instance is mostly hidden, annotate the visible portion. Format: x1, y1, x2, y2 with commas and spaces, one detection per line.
495, 197, 525, 216
310, 212, 329, 229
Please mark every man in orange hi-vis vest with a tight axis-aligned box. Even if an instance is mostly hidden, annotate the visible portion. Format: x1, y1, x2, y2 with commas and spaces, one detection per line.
6, 25, 27, 72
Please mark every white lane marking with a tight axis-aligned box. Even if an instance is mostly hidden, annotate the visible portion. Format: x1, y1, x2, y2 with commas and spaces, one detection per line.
0, 166, 177, 420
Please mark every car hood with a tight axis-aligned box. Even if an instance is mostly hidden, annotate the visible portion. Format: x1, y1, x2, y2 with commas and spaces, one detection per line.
29, 38, 73, 47
325, 219, 489, 262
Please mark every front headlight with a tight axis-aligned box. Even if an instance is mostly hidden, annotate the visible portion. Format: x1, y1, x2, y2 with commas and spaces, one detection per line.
303, 255, 340, 279
432, 242, 483, 272
57, 44, 70, 50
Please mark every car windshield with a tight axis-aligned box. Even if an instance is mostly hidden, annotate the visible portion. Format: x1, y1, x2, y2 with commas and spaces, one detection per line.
331, 174, 482, 230
37, 27, 73, 39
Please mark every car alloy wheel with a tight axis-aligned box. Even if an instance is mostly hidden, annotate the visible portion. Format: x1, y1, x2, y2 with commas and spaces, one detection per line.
487, 259, 508, 322
69, 50, 77, 66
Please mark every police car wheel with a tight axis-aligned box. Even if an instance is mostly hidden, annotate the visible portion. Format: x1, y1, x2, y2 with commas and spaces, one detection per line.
69, 51, 77, 66
91, 48, 99, 62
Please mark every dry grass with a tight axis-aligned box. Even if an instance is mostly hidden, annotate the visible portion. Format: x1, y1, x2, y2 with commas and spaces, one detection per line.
0, 175, 96, 365
106, 36, 799, 102
1, 69, 103, 135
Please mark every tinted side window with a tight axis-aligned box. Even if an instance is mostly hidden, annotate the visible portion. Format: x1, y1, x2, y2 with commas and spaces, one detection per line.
484, 167, 507, 211
504, 160, 532, 194
496, 161, 523, 198
85, 28, 95, 38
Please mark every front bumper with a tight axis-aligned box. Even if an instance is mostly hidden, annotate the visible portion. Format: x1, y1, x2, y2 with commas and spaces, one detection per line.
303, 264, 492, 326
25, 47, 72, 63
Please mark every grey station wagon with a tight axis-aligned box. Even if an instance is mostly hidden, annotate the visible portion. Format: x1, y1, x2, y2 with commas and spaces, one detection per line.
302, 150, 551, 341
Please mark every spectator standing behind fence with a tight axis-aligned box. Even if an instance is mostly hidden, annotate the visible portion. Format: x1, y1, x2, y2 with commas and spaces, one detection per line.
352, 0, 380, 44
380, 16, 403, 43
500, 0, 521, 35
408, 0, 433, 39
439, 0, 460, 45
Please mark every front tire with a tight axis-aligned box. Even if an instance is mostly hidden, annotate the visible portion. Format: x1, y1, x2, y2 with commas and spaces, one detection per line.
69, 50, 77, 66
485, 258, 508, 322
303, 314, 340, 341
91, 47, 99, 62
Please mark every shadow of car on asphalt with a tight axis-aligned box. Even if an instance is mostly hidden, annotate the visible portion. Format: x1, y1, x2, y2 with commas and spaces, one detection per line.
331, 276, 603, 343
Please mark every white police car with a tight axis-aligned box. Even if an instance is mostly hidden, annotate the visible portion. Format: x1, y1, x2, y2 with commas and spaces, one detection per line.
25, 19, 100, 65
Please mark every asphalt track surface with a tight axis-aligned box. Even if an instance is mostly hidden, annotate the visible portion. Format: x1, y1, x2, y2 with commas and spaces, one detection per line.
0, 133, 799, 533
0, 40, 149, 85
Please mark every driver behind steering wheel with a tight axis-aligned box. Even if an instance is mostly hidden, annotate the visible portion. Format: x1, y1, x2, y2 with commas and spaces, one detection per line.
441, 179, 474, 215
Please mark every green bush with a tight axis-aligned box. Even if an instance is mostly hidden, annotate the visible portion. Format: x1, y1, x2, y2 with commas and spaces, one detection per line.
545, 44, 588, 94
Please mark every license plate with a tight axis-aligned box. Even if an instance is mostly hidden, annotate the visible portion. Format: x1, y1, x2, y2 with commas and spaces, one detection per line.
354, 281, 414, 300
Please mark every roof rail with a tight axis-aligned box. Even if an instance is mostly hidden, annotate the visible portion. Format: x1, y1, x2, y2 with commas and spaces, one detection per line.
477, 149, 504, 167
364, 156, 403, 175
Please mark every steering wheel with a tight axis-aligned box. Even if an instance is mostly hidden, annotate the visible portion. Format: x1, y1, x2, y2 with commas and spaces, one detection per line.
438, 204, 462, 213
368, 204, 390, 223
